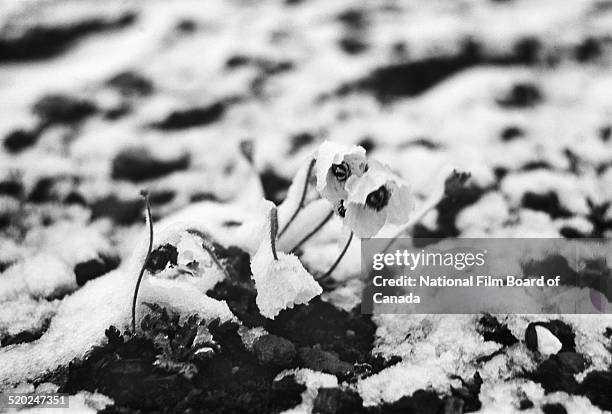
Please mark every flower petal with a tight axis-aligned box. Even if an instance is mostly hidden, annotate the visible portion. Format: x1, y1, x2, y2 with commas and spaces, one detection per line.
344, 202, 387, 238
315, 140, 366, 204
386, 181, 414, 225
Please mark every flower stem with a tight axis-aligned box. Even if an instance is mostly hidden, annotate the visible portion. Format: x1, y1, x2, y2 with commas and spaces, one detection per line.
270, 207, 279, 260
317, 231, 353, 282
289, 210, 334, 253
132, 190, 154, 333
278, 158, 315, 238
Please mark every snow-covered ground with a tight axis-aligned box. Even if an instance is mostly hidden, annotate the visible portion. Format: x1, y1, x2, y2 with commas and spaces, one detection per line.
1, 0, 612, 412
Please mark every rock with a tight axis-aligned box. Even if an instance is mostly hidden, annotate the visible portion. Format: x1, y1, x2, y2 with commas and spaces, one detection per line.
541, 403, 568, 414
3, 128, 40, 153
297, 347, 353, 378
525, 321, 572, 355
579, 370, 612, 411
555, 352, 587, 373
312, 388, 364, 414
252, 334, 296, 369
33, 94, 97, 126
111, 148, 190, 182
478, 314, 518, 346
534, 325, 562, 356
74, 255, 120, 286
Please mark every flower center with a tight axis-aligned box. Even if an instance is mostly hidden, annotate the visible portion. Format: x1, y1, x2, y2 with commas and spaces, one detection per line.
337, 200, 346, 217
365, 185, 390, 211
331, 162, 351, 181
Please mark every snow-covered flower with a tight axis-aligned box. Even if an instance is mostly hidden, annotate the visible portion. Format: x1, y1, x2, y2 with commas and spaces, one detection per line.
342, 160, 414, 238
250, 204, 322, 319
315, 141, 367, 204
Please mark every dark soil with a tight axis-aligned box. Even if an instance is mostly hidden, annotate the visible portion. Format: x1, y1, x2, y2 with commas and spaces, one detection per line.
61, 313, 306, 414
152, 102, 226, 130
0, 13, 136, 62
111, 148, 190, 182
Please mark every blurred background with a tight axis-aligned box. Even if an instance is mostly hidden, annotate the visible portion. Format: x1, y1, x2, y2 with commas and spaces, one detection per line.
1, 0, 612, 254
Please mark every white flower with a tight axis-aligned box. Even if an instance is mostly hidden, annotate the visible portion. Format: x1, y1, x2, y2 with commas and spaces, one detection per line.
250, 204, 322, 319
343, 160, 414, 238
315, 141, 367, 204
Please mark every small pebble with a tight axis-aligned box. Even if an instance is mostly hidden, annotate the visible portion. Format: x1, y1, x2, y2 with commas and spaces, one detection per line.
252, 334, 296, 369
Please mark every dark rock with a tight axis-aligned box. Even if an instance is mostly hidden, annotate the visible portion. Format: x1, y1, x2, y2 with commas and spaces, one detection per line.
111, 148, 190, 182
0, 13, 136, 62
339, 37, 368, 54
148, 190, 175, 205
297, 347, 353, 378
496, 83, 542, 108
152, 102, 226, 130
28, 177, 56, 203
521, 192, 572, 218
3, 128, 40, 153
520, 161, 552, 171
500, 126, 524, 141
90, 195, 143, 225
600, 126, 611, 142
145, 244, 178, 273
1, 318, 50, 347
560, 226, 584, 238
376, 389, 444, 414
190, 192, 219, 202
176, 19, 197, 33
252, 334, 296, 369
528, 356, 579, 394
337, 9, 367, 30
579, 370, 612, 411
313, 388, 364, 414
103, 104, 131, 120
225, 55, 251, 69
443, 396, 464, 414
107, 71, 154, 96
64, 191, 87, 206
542, 403, 568, 414
74, 255, 120, 286
575, 37, 601, 62
513, 37, 541, 64
478, 314, 518, 346
33, 94, 97, 126
450, 372, 483, 412
519, 399, 534, 410
555, 352, 587, 373
0, 180, 24, 198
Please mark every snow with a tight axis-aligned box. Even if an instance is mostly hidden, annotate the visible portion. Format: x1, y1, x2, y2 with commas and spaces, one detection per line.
0, 216, 235, 387
250, 203, 322, 319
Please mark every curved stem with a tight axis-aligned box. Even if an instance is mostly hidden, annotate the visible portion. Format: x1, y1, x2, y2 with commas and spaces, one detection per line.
289, 211, 334, 253
278, 158, 315, 238
317, 231, 353, 281
270, 207, 279, 260
132, 190, 153, 333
